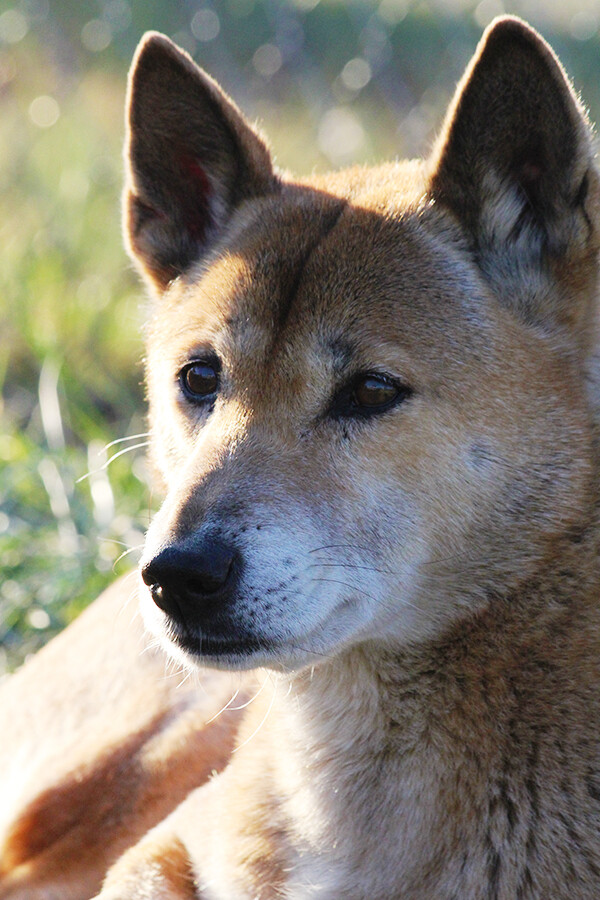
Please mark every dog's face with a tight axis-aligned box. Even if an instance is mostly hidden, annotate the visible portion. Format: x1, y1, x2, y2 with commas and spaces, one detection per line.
128, 20, 599, 671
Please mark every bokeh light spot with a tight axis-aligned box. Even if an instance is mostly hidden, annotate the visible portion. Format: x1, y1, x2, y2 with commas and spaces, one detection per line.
571, 10, 598, 41
81, 19, 112, 52
29, 95, 60, 128
318, 107, 365, 164
253, 44, 283, 78
341, 58, 372, 92
0, 9, 28, 44
191, 9, 220, 42
27, 608, 51, 630
378, 0, 408, 26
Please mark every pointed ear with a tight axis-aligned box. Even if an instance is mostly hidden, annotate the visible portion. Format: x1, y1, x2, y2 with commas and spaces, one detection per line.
124, 33, 276, 292
429, 16, 599, 330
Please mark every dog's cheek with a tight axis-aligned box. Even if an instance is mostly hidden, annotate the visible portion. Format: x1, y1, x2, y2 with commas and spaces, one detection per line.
322, 415, 507, 636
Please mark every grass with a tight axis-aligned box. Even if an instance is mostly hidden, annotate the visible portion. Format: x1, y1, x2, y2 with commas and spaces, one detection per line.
0, 35, 150, 672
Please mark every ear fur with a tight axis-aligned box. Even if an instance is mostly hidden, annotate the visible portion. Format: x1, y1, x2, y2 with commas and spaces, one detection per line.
125, 33, 276, 292
429, 16, 599, 331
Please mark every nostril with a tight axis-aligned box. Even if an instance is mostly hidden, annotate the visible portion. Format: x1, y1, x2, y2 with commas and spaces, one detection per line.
141, 562, 158, 588
148, 582, 180, 619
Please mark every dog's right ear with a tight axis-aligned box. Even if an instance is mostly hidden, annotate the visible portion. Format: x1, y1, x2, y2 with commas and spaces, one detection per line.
125, 33, 276, 292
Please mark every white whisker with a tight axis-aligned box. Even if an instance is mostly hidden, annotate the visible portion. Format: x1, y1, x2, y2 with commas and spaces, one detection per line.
177, 667, 196, 689
113, 545, 144, 568
228, 674, 270, 711
205, 686, 242, 724
233, 674, 277, 753
100, 432, 152, 453
76, 441, 150, 484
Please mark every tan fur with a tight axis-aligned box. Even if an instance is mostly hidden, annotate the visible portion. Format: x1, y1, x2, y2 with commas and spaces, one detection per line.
3, 15, 600, 899
0, 581, 252, 899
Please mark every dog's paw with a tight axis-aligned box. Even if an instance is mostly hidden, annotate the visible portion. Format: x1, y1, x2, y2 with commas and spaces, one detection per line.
93, 835, 198, 900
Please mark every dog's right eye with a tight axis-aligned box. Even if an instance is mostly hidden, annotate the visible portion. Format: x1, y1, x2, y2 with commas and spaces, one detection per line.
179, 361, 219, 403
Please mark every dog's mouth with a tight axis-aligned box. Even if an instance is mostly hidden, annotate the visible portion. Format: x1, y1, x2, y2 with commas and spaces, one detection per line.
167, 622, 270, 661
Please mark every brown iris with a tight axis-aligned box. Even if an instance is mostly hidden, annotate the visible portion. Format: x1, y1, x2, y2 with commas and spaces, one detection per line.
352, 374, 400, 410
331, 371, 411, 419
179, 361, 219, 401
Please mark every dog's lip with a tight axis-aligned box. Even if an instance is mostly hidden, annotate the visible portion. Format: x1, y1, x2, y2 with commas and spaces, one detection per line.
173, 627, 270, 659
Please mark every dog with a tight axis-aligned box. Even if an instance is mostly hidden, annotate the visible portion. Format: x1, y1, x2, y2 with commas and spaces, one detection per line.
2, 14, 600, 898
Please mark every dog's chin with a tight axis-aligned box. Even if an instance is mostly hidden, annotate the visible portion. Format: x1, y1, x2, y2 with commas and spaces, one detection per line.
173, 628, 272, 671
166, 627, 329, 673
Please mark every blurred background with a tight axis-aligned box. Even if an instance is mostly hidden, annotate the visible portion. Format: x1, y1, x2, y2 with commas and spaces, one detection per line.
2, 0, 600, 674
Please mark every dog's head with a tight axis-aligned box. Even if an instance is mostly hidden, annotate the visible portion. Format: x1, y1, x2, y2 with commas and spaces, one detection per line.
126, 18, 600, 671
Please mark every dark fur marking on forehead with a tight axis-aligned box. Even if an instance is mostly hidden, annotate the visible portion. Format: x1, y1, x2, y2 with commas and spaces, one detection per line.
326, 336, 356, 374
469, 443, 496, 470
275, 201, 346, 335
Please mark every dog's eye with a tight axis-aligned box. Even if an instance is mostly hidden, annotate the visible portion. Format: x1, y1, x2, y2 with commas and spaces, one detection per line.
179, 361, 219, 402
333, 372, 411, 419
352, 375, 401, 410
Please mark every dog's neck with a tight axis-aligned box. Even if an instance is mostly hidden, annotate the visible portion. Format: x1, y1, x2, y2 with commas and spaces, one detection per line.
217, 532, 600, 897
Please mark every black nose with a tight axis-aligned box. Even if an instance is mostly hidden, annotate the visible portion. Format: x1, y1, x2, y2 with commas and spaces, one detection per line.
141, 540, 238, 627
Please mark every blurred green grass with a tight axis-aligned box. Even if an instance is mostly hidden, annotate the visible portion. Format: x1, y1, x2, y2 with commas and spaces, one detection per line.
0, 31, 149, 671
2, 0, 600, 673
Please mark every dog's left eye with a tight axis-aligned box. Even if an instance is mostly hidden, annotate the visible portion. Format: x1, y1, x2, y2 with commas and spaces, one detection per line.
352, 374, 400, 409
332, 372, 412, 419
179, 361, 219, 402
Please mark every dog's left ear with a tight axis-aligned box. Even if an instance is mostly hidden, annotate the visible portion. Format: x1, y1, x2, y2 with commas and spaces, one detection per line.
125, 33, 276, 292
430, 16, 599, 333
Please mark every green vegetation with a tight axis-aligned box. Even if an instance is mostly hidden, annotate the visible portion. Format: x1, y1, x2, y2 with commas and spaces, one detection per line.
2, 0, 600, 672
